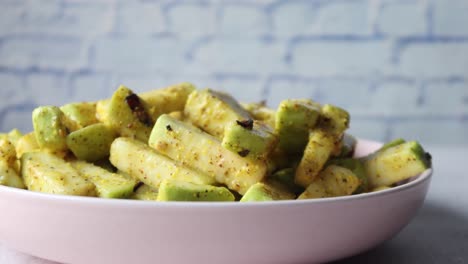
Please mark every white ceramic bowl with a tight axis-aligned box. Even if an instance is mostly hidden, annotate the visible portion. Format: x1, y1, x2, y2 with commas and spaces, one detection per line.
0, 139, 432, 264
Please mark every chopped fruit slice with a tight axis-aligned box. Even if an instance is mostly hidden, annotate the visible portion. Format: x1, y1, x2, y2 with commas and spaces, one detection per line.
363, 141, 431, 188
32, 106, 75, 153
295, 130, 335, 188
379, 138, 406, 153
319, 104, 350, 156
157, 179, 235, 202
149, 114, 268, 195
110, 137, 215, 189
103, 85, 153, 142
222, 120, 278, 161
96, 99, 110, 123
328, 158, 368, 193
371, 186, 391, 192
21, 151, 96, 196
66, 123, 117, 162
297, 180, 328, 199
319, 104, 350, 137
240, 182, 295, 202
15, 132, 40, 159
0, 160, 25, 189
321, 165, 361, 197
132, 184, 159, 201
298, 165, 360, 199
241, 102, 276, 128
275, 99, 321, 154
71, 161, 136, 199
184, 89, 251, 138
0, 129, 23, 146
0, 138, 17, 169
140, 82, 196, 122
60, 102, 98, 129
270, 168, 304, 195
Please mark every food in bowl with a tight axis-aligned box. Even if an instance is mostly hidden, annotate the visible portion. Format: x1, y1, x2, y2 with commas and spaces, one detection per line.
0, 83, 432, 202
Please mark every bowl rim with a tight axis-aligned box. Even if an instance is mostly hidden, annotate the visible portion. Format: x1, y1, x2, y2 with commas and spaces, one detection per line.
0, 172, 433, 209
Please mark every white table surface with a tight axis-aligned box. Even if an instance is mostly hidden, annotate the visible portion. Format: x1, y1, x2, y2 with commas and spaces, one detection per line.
1, 146, 467, 264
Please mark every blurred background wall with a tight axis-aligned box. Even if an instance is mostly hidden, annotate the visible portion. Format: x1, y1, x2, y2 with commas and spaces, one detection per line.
0, 0, 466, 145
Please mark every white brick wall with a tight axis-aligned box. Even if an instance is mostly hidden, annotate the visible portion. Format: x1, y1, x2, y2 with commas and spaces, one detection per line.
398, 42, 468, 77
424, 81, 468, 115
290, 40, 391, 76
220, 4, 268, 37
69, 73, 110, 102
266, 77, 318, 107
0, 1, 114, 37
93, 36, 187, 74
433, 0, 468, 36
192, 39, 287, 74
166, 2, 217, 38
390, 119, 468, 145
211, 76, 265, 103
115, 2, 165, 36
314, 0, 371, 35
370, 81, 421, 116
271, 1, 316, 37
0, 73, 28, 106
377, 1, 427, 36
347, 118, 389, 142
0, 36, 86, 70
0, 0, 467, 145
316, 79, 371, 112
25, 73, 69, 106
1, 107, 36, 134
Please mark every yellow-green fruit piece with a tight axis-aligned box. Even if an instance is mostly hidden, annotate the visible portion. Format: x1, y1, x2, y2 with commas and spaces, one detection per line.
149, 114, 268, 195
15, 132, 40, 159
240, 182, 295, 202
328, 158, 368, 193
21, 151, 96, 196
184, 89, 251, 139
372, 186, 391, 192
0, 138, 17, 169
295, 130, 335, 188
157, 179, 235, 202
379, 138, 406, 152
32, 106, 70, 153
94, 159, 117, 173
132, 184, 159, 201
319, 104, 351, 156
270, 168, 304, 195
110, 137, 215, 189
0, 160, 25, 189
298, 165, 360, 199
2, 129, 23, 146
105, 85, 153, 142
60, 102, 98, 129
71, 161, 136, 199
140, 82, 196, 122
96, 99, 110, 123
297, 180, 328, 199
241, 102, 276, 128
319, 104, 350, 137
66, 123, 117, 162
268, 148, 301, 173
321, 165, 361, 197
275, 99, 321, 154
364, 141, 431, 188
222, 120, 278, 161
